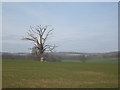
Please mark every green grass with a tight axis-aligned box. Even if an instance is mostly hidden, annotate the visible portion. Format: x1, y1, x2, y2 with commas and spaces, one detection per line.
2, 59, 118, 88
86, 58, 118, 64
62, 59, 81, 62
62, 58, 118, 64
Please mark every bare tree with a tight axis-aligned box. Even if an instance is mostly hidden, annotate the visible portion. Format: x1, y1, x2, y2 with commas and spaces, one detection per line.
22, 25, 56, 62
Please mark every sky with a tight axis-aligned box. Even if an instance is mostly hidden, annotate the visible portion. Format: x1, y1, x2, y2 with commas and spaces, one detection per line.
2, 2, 118, 53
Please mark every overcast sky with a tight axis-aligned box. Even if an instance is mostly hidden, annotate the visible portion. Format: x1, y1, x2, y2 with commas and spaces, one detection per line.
2, 2, 118, 53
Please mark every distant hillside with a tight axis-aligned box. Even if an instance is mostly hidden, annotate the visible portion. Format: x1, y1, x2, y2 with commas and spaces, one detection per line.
1, 51, 118, 57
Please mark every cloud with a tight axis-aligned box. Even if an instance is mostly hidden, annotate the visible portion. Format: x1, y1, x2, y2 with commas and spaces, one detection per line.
2, 34, 33, 45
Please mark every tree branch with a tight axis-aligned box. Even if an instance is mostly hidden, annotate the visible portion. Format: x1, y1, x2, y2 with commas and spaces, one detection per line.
43, 29, 53, 45
22, 25, 56, 55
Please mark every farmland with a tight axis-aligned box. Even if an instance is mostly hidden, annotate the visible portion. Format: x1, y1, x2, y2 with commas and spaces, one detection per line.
2, 58, 118, 88
62, 58, 118, 63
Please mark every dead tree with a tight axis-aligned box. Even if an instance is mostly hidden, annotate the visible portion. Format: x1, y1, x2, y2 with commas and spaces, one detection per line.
22, 25, 56, 62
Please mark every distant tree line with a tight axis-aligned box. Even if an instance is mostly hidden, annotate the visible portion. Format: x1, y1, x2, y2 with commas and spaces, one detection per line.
2, 51, 118, 62
58, 52, 118, 63
2, 52, 62, 62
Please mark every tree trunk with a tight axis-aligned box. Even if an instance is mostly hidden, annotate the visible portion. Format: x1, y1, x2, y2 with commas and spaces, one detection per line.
40, 53, 45, 62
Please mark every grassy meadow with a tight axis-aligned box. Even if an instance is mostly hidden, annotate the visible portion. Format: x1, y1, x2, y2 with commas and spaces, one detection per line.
62, 58, 118, 63
2, 59, 118, 88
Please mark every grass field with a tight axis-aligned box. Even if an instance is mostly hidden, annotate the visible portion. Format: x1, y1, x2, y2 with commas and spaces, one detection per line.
2, 59, 118, 88
62, 58, 118, 63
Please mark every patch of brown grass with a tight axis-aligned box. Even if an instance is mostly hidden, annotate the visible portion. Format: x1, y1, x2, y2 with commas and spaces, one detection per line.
10, 78, 118, 88
75, 71, 116, 77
